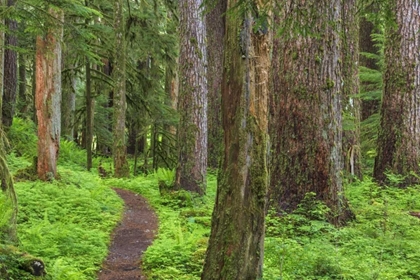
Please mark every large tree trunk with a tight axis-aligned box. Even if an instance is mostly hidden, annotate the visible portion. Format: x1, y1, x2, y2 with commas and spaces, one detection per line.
2, 0, 18, 129
112, 0, 129, 178
270, 0, 352, 225
373, 0, 420, 186
0, 0, 17, 243
174, 0, 208, 194
206, 0, 225, 169
342, 0, 362, 180
201, 3, 270, 279
35, 8, 63, 181
0, 0, 4, 123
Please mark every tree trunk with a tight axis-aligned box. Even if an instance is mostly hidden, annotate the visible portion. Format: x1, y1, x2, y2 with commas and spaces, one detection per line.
0, 142, 18, 244
373, 0, 420, 186
201, 3, 270, 279
96, 59, 112, 155
112, 0, 129, 178
85, 61, 94, 171
18, 53, 28, 115
174, 0, 208, 194
61, 69, 77, 140
0, 0, 4, 124
35, 8, 63, 181
270, 0, 352, 225
206, 0, 225, 169
342, 0, 362, 180
2, 0, 18, 129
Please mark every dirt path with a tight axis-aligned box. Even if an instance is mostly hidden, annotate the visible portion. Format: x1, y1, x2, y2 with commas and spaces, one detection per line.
97, 188, 158, 280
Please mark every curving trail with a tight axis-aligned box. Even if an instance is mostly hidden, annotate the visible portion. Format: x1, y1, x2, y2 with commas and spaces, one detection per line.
98, 188, 158, 280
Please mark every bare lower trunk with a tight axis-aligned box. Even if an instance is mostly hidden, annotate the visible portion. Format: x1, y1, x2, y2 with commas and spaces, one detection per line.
270, 0, 352, 225
202, 3, 270, 278
2, 0, 18, 128
112, 0, 129, 177
175, 0, 208, 194
35, 9, 63, 181
342, 0, 362, 180
206, 0, 225, 169
373, 0, 420, 186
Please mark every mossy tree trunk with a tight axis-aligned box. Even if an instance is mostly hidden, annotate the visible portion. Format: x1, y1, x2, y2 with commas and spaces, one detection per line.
373, 0, 420, 186
201, 2, 270, 279
174, 0, 208, 194
342, 0, 362, 180
0, 140, 18, 244
270, 0, 352, 225
0, 0, 4, 121
112, 0, 129, 178
206, 0, 225, 169
0, 0, 17, 241
35, 8, 63, 181
2, 0, 18, 129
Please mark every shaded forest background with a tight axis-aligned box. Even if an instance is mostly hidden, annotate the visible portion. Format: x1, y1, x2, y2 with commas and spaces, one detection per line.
1, 0, 420, 279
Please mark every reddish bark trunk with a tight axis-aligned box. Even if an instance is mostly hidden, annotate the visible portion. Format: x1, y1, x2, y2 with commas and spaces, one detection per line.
35, 9, 63, 181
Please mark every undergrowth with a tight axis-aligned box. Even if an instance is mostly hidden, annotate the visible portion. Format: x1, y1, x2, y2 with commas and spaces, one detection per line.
6, 117, 420, 279
104, 170, 217, 280
4, 155, 123, 280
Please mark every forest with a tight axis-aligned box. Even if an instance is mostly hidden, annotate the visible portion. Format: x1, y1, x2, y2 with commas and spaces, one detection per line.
1, 0, 420, 279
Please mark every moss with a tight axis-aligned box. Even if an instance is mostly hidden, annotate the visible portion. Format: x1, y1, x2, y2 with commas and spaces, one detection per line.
324, 78, 335, 90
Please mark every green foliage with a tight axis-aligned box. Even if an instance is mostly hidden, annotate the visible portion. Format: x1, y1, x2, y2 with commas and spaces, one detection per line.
104, 173, 217, 280
58, 140, 88, 168
264, 177, 420, 279
155, 167, 175, 187
7, 118, 37, 158
11, 162, 123, 280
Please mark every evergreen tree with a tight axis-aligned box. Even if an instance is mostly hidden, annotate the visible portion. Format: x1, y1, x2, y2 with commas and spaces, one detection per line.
2, 0, 18, 128
174, 0, 208, 194
112, 0, 129, 177
202, 2, 271, 278
373, 0, 420, 186
35, 7, 64, 181
206, 0, 225, 169
270, 0, 353, 225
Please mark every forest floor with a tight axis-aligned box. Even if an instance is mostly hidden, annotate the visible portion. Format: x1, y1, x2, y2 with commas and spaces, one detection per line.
97, 188, 158, 280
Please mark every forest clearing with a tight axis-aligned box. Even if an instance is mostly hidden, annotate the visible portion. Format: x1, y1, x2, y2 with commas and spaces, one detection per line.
1, 0, 420, 279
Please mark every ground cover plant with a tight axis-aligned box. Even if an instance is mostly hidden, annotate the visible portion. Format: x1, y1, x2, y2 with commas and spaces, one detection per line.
105, 170, 420, 279
1, 132, 124, 280
4, 121, 420, 280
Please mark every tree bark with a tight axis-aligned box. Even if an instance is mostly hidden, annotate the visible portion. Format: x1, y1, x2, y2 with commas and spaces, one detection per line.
202, 3, 270, 279
206, 0, 225, 169
35, 8, 63, 181
174, 0, 208, 194
85, 61, 95, 170
373, 0, 420, 186
61, 68, 77, 140
2, 0, 18, 129
0, 144, 18, 244
112, 0, 129, 177
0, 0, 4, 124
18, 53, 28, 115
342, 0, 362, 180
270, 0, 352, 225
